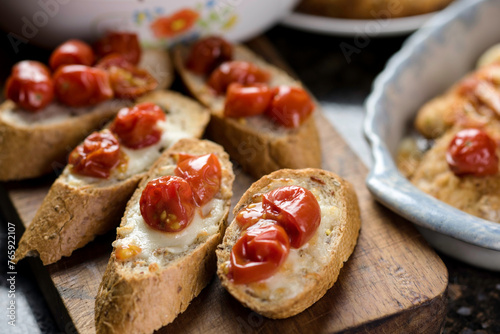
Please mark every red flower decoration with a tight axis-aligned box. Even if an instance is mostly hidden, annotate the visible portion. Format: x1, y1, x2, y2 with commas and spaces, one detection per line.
151, 8, 199, 38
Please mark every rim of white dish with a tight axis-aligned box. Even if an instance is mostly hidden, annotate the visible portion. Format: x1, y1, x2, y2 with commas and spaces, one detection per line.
281, 11, 438, 37
364, 0, 500, 251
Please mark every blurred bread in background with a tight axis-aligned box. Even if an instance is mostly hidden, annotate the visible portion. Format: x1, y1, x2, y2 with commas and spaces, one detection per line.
296, 0, 455, 19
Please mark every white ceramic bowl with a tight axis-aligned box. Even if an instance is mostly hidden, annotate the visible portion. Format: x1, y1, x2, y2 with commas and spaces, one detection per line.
0, 0, 299, 48
364, 0, 500, 271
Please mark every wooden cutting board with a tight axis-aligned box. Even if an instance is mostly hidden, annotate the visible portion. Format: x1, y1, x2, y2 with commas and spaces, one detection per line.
2, 37, 448, 334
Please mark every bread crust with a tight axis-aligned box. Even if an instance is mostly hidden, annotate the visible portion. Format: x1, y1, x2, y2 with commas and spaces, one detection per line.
95, 139, 234, 334
14, 90, 210, 265
216, 168, 361, 318
0, 48, 173, 181
297, 0, 454, 19
172, 44, 322, 179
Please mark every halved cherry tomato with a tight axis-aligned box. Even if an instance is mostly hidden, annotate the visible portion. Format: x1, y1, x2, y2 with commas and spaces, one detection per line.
229, 222, 290, 284
5, 60, 54, 111
140, 176, 196, 232
175, 153, 221, 206
266, 86, 315, 128
186, 36, 233, 75
53, 65, 113, 107
224, 83, 273, 118
446, 128, 499, 177
262, 186, 321, 249
68, 130, 121, 178
49, 39, 95, 70
94, 32, 141, 65
96, 54, 158, 99
110, 102, 165, 149
207, 61, 270, 95
235, 201, 266, 230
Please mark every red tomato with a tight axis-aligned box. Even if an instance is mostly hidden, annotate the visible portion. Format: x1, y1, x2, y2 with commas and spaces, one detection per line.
207, 61, 270, 95
110, 102, 165, 149
262, 186, 321, 248
175, 153, 222, 206
140, 176, 196, 232
96, 54, 158, 99
266, 86, 315, 128
5, 60, 54, 111
224, 83, 273, 118
68, 130, 121, 178
229, 222, 290, 284
235, 201, 266, 230
53, 65, 113, 107
94, 32, 141, 65
446, 128, 499, 176
185, 36, 233, 75
49, 39, 95, 70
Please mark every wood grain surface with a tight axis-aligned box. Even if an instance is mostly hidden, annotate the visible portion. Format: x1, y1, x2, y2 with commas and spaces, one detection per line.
3, 37, 448, 334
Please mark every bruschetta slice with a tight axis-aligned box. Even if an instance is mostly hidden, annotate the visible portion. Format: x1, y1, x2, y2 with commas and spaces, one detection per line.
95, 138, 234, 334
172, 37, 321, 179
216, 168, 361, 318
0, 37, 173, 181
14, 90, 209, 265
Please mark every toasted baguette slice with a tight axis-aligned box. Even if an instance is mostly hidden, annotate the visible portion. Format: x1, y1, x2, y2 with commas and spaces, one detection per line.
95, 138, 234, 334
172, 43, 322, 179
0, 48, 173, 181
14, 90, 210, 265
216, 168, 361, 318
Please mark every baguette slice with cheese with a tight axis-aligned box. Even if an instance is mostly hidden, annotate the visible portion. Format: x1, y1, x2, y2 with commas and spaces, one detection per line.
173, 43, 322, 179
0, 48, 173, 181
216, 168, 361, 318
14, 90, 209, 265
95, 138, 234, 334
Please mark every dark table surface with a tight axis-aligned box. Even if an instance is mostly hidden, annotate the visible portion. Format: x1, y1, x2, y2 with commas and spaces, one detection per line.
1, 24, 499, 334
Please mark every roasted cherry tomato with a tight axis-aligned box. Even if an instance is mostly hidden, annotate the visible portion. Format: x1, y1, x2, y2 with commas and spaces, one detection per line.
446, 128, 499, 177
262, 186, 321, 248
185, 36, 233, 75
140, 176, 196, 232
96, 54, 158, 99
5, 60, 54, 111
94, 31, 141, 65
110, 102, 165, 149
175, 153, 222, 206
229, 222, 290, 284
68, 130, 121, 178
49, 39, 95, 70
266, 86, 315, 128
224, 83, 273, 118
236, 201, 266, 230
207, 61, 270, 95
53, 65, 113, 107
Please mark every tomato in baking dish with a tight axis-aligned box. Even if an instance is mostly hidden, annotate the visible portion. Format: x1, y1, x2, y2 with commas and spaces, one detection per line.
68, 130, 121, 179
185, 36, 233, 75
53, 65, 113, 107
175, 153, 222, 206
207, 60, 270, 95
49, 39, 95, 70
229, 222, 290, 284
446, 128, 499, 177
224, 83, 273, 118
94, 31, 141, 65
266, 86, 315, 128
96, 54, 158, 99
5, 60, 54, 111
140, 176, 197, 232
110, 102, 165, 149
